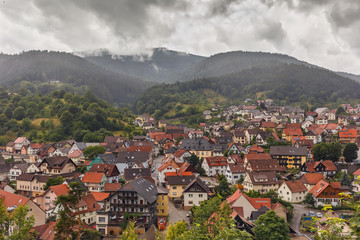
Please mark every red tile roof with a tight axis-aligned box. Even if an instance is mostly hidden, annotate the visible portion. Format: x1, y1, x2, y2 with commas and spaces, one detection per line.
48, 184, 69, 197
300, 173, 326, 185
245, 153, 272, 161
0, 190, 29, 209
90, 192, 110, 201
283, 128, 303, 136
339, 129, 357, 138
158, 159, 180, 172
67, 150, 83, 158
261, 122, 276, 128
319, 160, 337, 171
353, 168, 360, 176
226, 189, 271, 209
248, 144, 264, 153
309, 180, 329, 197
204, 156, 228, 167
82, 172, 105, 184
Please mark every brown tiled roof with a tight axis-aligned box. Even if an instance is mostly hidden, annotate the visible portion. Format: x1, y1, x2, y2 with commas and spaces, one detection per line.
245, 153, 272, 161
205, 156, 227, 167
300, 173, 326, 185
247, 159, 284, 172
167, 175, 195, 185
89, 164, 118, 177
309, 180, 329, 197
0, 190, 30, 209
284, 180, 308, 193
228, 162, 245, 173
247, 171, 279, 185
90, 192, 110, 201
104, 183, 121, 192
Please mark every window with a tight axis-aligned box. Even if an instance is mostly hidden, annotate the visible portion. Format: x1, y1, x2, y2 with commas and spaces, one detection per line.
189, 194, 193, 198
188, 201, 193, 205
172, 186, 177, 189
172, 192, 176, 196
161, 203, 164, 206
199, 194, 203, 198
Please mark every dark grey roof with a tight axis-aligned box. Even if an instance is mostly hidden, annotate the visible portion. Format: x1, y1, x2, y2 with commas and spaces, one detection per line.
180, 138, 213, 151
98, 153, 117, 164
167, 175, 195, 185
183, 177, 210, 193
123, 178, 158, 204
116, 152, 149, 163
74, 142, 87, 150
124, 168, 151, 181
270, 146, 308, 156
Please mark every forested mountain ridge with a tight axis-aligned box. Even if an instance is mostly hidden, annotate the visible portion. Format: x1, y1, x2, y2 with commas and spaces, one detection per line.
0, 87, 137, 144
135, 63, 360, 121
0, 50, 153, 105
83, 48, 205, 83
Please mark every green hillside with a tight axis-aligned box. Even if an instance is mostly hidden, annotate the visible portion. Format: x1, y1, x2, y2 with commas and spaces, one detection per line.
0, 88, 137, 144
135, 63, 360, 120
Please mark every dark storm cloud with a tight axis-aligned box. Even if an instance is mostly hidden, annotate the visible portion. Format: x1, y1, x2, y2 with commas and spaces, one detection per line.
0, 0, 360, 73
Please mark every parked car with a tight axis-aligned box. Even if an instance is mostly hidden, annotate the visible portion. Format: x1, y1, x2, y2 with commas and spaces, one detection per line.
316, 212, 323, 218
309, 211, 315, 217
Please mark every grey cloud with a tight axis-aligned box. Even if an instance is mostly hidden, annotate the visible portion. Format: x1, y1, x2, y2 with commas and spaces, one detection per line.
257, 20, 287, 47
208, 0, 243, 16
328, 1, 360, 29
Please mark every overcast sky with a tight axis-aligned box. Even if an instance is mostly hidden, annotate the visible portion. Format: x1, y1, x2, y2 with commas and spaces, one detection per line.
1, 0, 359, 74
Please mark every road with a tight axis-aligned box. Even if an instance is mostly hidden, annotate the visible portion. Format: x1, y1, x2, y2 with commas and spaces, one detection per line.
291, 204, 315, 239
151, 155, 165, 186
167, 200, 189, 225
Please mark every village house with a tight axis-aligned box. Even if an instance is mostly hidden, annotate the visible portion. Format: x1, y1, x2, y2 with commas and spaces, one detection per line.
243, 171, 279, 193
183, 177, 210, 210
8, 163, 29, 181
13, 137, 30, 153
226, 161, 246, 185
226, 189, 271, 219
38, 156, 77, 175
89, 164, 120, 183
309, 180, 345, 207
339, 129, 358, 144
277, 180, 308, 203
33, 184, 69, 215
82, 172, 108, 192
179, 138, 213, 158
270, 146, 308, 169
299, 173, 327, 190
107, 178, 158, 234
16, 173, 52, 197
300, 160, 337, 178
201, 156, 228, 177
233, 130, 247, 144
167, 175, 195, 201
157, 186, 169, 217
0, 190, 46, 227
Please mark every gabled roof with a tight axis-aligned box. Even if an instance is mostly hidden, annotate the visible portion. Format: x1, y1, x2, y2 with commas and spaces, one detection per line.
245, 153, 272, 161
226, 189, 271, 209
82, 172, 106, 184
261, 122, 276, 128
158, 159, 180, 172
249, 144, 264, 153
300, 173, 326, 185
283, 128, 303, 136
0, 190, 30, 210
67, 150, 83, 158
32, 221, 56, 240
29, 143, 43, 149
309, 180, 330, 197
353, 168, 360, 176
89, 164, 119, 177
40, 156, 76, 170
14, 137, 27, 144
284, 180, 308, 193
47, 184, 69, 197
183, 177, 210, 193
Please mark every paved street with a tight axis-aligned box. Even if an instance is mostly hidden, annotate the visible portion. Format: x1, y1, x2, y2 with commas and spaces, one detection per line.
151, 155, 164, 186
167, 200, 189, 225
291, 204, 315, 239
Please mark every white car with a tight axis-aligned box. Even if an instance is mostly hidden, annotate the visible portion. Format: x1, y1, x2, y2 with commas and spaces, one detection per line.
316, 212, 323, 218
